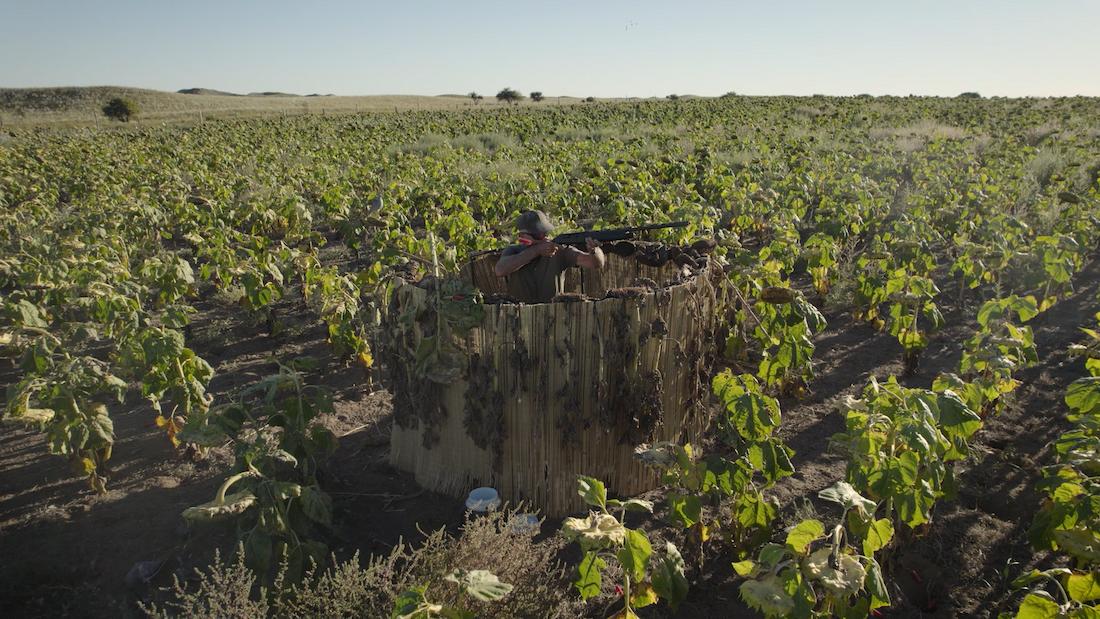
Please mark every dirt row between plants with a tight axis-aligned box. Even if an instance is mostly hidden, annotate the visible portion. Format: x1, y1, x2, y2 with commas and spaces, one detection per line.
664, 259, 1100, 618
1, 262, 1097, 618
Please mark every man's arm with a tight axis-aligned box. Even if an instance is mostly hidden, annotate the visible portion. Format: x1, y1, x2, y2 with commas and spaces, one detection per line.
494, 242, 558, 277
572, 237, 606, 270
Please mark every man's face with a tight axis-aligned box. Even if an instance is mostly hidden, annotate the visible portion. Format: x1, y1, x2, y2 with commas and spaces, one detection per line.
518, 231, 548, 245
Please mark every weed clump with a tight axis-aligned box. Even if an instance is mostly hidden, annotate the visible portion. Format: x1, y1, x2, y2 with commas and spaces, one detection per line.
143, 506, 580, 618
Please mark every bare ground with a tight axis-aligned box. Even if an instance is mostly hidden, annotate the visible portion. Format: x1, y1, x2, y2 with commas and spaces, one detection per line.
1, 260, 1097, 618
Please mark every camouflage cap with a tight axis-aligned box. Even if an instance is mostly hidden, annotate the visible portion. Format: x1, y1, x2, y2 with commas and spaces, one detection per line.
515, 210, 554, 236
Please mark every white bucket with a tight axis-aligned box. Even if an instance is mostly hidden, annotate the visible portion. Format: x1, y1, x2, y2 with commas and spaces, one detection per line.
465, 487, 501, 512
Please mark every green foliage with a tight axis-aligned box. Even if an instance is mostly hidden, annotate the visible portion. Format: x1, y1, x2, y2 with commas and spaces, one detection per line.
1020, 313, 1100, 619
118, 325, 214, 446
103, 96, 138, 121
301, 256, 374, 368
391, 570, 513, 618
725, 264, 828, 396
561, 476, 688, 614
180, 361, 338, 582
4, 94, 1100, 617
802, 233, 839, 296
3, 323, 126, 493
942, 295, 1039, 416
530, 91, 544, 102
733, 482, 891, 617
831, 376, 981, 531
884, 268, 943, 372
629, 372, 794, 579
495, 88, 524, 104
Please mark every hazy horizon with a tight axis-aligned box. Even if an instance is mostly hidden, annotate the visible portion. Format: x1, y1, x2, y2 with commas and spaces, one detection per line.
3, 0, 1099, 98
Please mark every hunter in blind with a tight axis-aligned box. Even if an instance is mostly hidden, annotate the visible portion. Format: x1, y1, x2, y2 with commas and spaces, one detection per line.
493, 210, 606, 303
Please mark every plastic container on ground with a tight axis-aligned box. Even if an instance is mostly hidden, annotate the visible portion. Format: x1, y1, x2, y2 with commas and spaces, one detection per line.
465, 487, 501, 512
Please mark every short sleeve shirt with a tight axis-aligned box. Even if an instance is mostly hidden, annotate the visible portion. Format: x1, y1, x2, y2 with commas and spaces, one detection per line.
500, 244, 579, 304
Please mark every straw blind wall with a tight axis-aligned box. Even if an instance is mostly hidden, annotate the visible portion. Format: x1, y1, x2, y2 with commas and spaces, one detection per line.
387, 252, 722, 516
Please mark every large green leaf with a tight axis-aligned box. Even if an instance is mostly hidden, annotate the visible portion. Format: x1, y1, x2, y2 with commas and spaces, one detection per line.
895, 481, 936, 528
1015, 592, 1061, 619
390, 586, 429, 619
1054, 529, 1100, 563
16, 299, 48, 328
1066, 377, 1100, 416
574, 552, 606, 600
243, 528, 273, 573
652, 542, 688, 610
749, 438, 795, 483
617, 529, 653, 583
785, 519, 824, 554
577, 476, 607, 509
737, 492, 777, 530
88, 404, 114, 446
865, 558, 890, 609
1068, 572, 1100, 603
300, 485, 333, 526
862, 518, 894, 555
936, 391, 982, 440
606, 497, 655, 513
668, 493, 701, 528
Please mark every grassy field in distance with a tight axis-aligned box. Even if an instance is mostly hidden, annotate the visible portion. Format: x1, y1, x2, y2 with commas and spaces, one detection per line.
0, 86, 613, 128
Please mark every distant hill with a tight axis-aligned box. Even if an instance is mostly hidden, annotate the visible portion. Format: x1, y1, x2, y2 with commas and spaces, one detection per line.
0, 86, 190, 113
177, 88, 240, 96
0, 86, 598, 127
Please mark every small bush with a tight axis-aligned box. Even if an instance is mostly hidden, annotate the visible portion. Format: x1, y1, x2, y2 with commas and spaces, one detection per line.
387, 133, 449, 156
144, 507, 581, 618
530, 91, 544, 102
450, 132, 520, 154
553, 126, 622, 142
1027, 150, 1065, 188
1024, 122, 1060, 146
103, 97, 138, 122
495, 88, 524, 105
958, 91, 982, 99
1076, 159, 1100, 193
666, 94, 679, 100
141, 549, 269, 618
584, 96, 595, 103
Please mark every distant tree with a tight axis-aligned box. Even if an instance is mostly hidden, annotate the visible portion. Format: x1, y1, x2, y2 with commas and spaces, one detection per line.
584, 96, 595, 103
468, 91, 483, 105
496, 87, 524, 105
530, 91, 544, 102
103, 97, 138, 122
666, 94, 679, 100
958, 91, 982, 99
720, 91, 738, 98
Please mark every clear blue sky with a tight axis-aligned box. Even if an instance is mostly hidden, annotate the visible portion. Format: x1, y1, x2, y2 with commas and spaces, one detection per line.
2, 0, 1097, 97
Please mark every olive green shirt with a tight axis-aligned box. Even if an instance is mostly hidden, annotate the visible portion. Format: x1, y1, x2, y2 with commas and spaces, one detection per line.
500, 244, 579, 304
